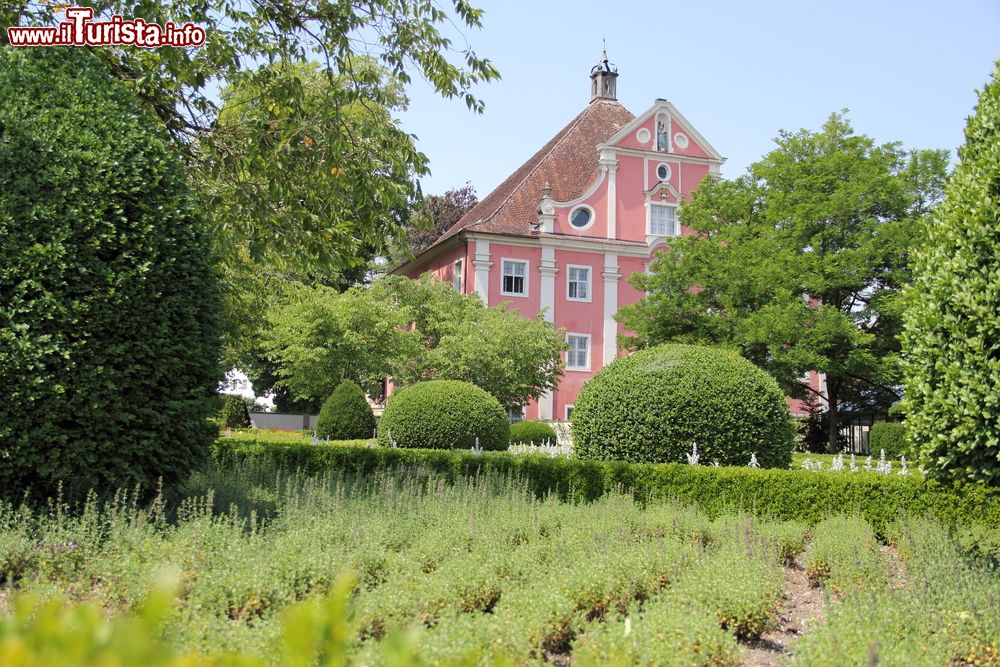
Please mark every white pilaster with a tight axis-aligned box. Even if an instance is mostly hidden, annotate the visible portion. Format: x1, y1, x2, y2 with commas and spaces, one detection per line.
538, 390, 554, 420
601, 155, 619, 240
473, 239, 492, 304
602, 252, 621, 365
538, 244, 558, 323
538, 244, 558, 420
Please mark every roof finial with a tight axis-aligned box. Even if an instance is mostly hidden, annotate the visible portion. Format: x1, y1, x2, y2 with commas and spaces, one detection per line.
542, 182, 552, 198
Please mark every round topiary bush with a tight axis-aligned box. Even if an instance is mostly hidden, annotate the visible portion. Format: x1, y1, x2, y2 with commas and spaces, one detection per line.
868, 422, 911, 460
509, 420, 558, 446
0, 48, 223, 499
315, 380, 376, 440
377, 380, 508, 451
572, 344, 794, 468
220, 395, 253, 429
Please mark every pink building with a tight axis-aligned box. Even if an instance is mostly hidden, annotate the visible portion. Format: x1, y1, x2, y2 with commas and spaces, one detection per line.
394, 55, 821, 420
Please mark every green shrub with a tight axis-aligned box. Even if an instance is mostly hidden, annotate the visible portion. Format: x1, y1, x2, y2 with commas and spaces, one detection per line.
572, 344, 794, 468
213, 438, 1000, 537
805, 516, 890, 594
509, 420, 558, 446
0, 48, 222, 500
376, 380, 508, 450
869, 422, 911, 460
315, 380, 375, 440
902, 64, 1000, 485
220, 395, 253, 429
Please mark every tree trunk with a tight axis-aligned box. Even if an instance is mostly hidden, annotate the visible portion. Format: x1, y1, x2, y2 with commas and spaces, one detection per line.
826, 377, 840, 454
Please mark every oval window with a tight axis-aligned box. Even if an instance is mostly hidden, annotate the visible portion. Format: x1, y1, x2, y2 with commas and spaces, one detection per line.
570, 207, 592, 229
656, 163, 671, 181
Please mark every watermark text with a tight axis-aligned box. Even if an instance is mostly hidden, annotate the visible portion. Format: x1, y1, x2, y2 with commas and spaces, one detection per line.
7, 7, 206, 47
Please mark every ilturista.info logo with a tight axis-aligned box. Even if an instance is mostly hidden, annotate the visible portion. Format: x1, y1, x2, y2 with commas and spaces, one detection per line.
7, 7, 206, 47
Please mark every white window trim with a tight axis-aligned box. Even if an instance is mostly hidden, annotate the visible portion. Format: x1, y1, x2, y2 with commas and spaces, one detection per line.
568, 204, 595, 231
500, 257, 530, 297
655, 162, 672, 182
565, 404, 575, 420
646, 202, 679, 237
453, 258, 464, 293
566, 333, 591, 372
565, 264, 592, 303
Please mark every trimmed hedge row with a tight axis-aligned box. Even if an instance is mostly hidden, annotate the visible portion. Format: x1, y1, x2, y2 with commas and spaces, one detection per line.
212, 438, 1000, 537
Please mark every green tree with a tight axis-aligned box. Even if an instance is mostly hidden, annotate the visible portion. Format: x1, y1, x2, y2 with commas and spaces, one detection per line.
390, 184, 479, 263
203, 61, 410, 392
5, 3, 499, 403
262, 284, 416, 402
0, 48, 222, 498
902, 64, 1000, 484
2, 1, 498, 276
619, 113, 948, 452
263, 275, 565, 409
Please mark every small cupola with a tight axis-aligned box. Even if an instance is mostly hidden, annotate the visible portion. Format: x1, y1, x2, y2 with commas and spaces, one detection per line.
590, 49, 618, 102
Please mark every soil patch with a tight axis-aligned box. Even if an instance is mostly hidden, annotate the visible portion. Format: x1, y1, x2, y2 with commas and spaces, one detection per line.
741, 554, 826, 666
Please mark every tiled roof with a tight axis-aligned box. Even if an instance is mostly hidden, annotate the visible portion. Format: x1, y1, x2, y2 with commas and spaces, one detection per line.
429, 98, 636, 247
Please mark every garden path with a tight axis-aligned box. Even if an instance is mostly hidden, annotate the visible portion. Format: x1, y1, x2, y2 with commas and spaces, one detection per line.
740, 553, 827, 666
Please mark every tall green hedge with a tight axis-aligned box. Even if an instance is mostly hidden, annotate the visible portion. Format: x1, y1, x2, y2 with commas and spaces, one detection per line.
0, 48, 222, 499
377, 380, 508, 450
315, 380, 375, 440
572, 344, 794, 468
213, 438, 1000, 537
902, 63, 1000, 485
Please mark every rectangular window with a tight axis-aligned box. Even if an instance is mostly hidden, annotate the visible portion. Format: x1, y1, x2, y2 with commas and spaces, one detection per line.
566, 333, 590, 370
508, 405, 524, 423
565, 405, 574, 420
649, 203, 677, 236
567, 265, 591, 301
453, 259, 463, 293
501, 259, 528, 296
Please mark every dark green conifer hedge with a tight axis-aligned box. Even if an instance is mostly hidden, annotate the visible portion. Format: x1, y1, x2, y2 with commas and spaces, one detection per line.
0, 48, 222, 498
902, 64, 1000, 485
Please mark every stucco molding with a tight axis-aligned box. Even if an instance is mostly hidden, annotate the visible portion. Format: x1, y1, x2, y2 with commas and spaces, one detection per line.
601, 99, 725, 162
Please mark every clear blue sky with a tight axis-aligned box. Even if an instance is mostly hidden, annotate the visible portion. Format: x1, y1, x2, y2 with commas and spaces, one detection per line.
397, 0, 999, 198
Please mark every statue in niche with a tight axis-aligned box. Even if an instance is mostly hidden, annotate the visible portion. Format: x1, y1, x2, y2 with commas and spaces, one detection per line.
656, 121, 669, 151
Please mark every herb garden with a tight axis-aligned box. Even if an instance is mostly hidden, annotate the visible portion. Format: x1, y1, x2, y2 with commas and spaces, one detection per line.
1, 453, 996, 666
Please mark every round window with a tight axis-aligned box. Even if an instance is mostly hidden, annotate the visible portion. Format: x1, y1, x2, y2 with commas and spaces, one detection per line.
656, 163, 671, 181
570, 207, 592, 229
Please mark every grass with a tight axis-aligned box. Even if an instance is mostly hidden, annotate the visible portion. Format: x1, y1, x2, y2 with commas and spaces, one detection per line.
792, 519, 999, 665
0, 454, 995, 665
0, 458, 793, 664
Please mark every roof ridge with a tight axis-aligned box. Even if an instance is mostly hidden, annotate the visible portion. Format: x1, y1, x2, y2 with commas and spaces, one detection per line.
416, 98, 635, 255
480, 103, 604, 224
457, 104, 596, 233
